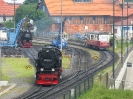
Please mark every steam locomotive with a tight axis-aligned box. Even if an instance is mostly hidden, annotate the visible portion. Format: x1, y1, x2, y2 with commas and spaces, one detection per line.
17, 30, 33, 48
35, 45, 62, 85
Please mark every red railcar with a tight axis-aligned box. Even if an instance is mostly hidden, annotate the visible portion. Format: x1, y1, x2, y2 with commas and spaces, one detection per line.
86, 33, 110, 50
35, 45, 62, 85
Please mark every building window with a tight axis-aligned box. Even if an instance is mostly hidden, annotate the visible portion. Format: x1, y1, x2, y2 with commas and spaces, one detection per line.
122, 27, 130, 30
93, 16, 96, 20
56, 17, 60, 23
80, 16, 83, 20
104, 16, 108, 21
42, 6, 45, 12
69, 17, 72, 20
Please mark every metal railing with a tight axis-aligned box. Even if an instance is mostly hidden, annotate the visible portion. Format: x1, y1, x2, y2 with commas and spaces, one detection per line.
58, 74, 94, 99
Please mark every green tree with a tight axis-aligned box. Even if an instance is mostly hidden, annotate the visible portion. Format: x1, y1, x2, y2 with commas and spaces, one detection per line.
125, 0, 133, 2
23, 0, 37, 5
1, 21, 14, 28
15, 3, 53, 33
15, 4, 44, 23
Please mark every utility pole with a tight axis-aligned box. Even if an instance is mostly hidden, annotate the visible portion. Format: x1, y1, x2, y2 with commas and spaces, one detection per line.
112, 0, 115, 88
12, 0, 17, 28
121, 0, 123, 66
0, 30, 2, 81
60, 0, 62, 51
127, 2, 128, 55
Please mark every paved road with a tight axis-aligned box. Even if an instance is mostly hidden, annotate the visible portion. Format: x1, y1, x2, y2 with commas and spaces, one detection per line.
125, 57, 133, 90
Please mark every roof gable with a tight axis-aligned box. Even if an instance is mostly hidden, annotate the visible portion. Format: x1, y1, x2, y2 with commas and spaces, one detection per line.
0, 0, 19, 16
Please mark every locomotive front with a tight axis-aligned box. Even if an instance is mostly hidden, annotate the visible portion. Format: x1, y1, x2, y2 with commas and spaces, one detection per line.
35, 45, 62, 85
20, 31, 33, 48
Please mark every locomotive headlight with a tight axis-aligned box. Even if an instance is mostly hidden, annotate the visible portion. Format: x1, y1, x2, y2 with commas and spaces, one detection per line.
46, 50, 49, 52
52, 68, 55, 71
40, 68, 44, 71
59, 57, 62, 60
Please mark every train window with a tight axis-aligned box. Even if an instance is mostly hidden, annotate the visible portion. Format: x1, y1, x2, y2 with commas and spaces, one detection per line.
91, 35, 94, 40
96, 35, 99, 40
99, 35, 109, 41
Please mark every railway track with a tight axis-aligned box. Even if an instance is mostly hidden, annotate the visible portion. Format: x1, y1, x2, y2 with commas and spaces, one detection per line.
17, 38, 114, 99
19, 50, 112, 99
17, 46, 82, 98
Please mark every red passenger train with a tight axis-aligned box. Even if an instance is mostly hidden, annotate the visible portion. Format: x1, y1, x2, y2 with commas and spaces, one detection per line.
35, 45, 62, 85
85, 33, 110, 50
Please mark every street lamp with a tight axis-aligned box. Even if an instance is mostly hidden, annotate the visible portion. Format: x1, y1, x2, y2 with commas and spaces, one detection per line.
12, 0, 17, 28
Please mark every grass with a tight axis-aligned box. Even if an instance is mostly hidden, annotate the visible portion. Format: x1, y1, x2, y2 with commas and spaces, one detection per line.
17, 87, 26, 93
78, 84, 133, 99
62, 57, 70, 69
109, 42, 132, 54
82, 47, 100, 58
2, 58, 35, 81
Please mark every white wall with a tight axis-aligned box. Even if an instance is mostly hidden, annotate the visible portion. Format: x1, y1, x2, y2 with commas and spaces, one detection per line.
0, 16, 13, 23
114, 26, 133, 40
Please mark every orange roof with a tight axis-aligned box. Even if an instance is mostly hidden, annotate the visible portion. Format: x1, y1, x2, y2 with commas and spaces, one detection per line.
0, 0, 19, 16
44, 0, 122, 16
115, 8, 133, 17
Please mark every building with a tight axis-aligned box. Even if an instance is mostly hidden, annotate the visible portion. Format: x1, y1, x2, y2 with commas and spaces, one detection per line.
0, 0, 21, 23
114, 1, 133, 40
41, 0, 133, 39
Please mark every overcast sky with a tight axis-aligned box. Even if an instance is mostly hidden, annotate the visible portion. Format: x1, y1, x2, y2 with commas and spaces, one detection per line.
3, 0, 25, 3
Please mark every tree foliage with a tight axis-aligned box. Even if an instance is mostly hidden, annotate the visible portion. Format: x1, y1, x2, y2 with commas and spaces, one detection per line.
125, 0, 133, 2
23, 0, 37, 5
1, 21, 14, 28
15, 4, 44, 23
15, 2, 52, 32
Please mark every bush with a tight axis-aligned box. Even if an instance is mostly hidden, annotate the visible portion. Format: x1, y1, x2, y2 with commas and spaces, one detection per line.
1, 20, 14, 28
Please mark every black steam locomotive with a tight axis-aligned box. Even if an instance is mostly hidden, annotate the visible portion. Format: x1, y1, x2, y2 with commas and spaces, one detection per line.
35, 45, 62, 85
17, 30, 33, 48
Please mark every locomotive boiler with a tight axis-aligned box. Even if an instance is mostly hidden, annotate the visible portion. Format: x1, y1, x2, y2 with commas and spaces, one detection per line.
35, 45, 62, 85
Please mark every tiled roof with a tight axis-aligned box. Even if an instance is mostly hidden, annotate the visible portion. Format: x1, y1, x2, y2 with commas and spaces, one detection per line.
115, 8, 133, 17
44, 0, 133, 17
0, 0, 19, 16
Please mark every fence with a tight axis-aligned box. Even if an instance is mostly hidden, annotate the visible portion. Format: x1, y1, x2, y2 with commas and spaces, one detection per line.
58, 74, 94, 99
